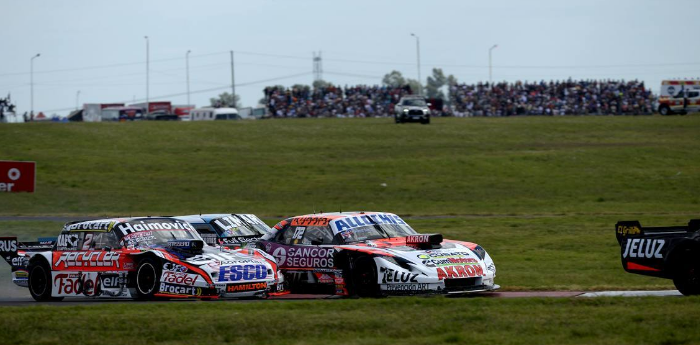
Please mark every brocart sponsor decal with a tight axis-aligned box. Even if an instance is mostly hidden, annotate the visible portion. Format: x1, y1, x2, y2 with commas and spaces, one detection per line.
159, 282, 202, 296
64, 220, 115, 232
161, 271, 198, 286
330, 213, 407, 233
622, 239, 665, 259
226, 282, 268, 293
384, 283, 430, 292
218, 264, 268, 282
380, 267, 418, 283
163, 262, 188, 273
436, 265, 484, 280
115, 220, 194, 236
0, 238, 17, 253
54, 251, 120, 269
269, 245, 334, 268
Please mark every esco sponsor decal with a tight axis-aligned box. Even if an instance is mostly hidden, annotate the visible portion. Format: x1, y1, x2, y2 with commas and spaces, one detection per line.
218, 264, 268, 282
622, 239, 665, 259
161, 271, 198, 286
436, 265, 484, 280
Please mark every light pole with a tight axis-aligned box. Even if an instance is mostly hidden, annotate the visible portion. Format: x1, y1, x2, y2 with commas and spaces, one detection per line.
230, 50, 235, 108
145, 36, 149, 115
186, 50, 191, 106
410, 33, 421, 95
75, 90, 81, 110
489, 44, 498, 87
30, 53, 40, 118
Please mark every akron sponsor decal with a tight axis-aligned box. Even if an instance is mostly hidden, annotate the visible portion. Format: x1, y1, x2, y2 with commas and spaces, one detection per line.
54, 251, 120, 269
380, 267, 418, 284
436, 265, 484, 280
226, 282, 268, 293
271, 246, 334, 268
622, 239, 665, 259
159, 282, 202, 296
218, 264, 268, 282
161, 271, 198, 286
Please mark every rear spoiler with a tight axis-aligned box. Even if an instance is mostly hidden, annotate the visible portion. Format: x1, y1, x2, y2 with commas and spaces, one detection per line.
0, 236, 56, 266
615, 220, 700, 244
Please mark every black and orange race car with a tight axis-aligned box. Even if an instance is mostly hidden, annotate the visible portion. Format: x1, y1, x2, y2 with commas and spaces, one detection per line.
616, 219, 700, 295
258, 212, 498, 297
0, 217, 281, 301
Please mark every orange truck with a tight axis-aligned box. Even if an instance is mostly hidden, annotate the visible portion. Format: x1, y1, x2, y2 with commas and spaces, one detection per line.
658, 80, 700, 115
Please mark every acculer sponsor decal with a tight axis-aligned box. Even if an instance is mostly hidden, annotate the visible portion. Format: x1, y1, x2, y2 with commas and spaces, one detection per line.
331, 213, 407, 233
436, 265, 484, 280
226, 282, 268, 293
218, 264, 268, 282
161, 271, 198, 286
54, 251, 120, 269
115, 220, 194, 236
380, 267, 418, 284
0, 238, 17, 252
622, 239, 665, 259
270, 245, 334, 268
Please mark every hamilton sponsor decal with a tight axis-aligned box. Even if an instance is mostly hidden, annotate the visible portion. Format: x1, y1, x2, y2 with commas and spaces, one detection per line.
622, 239, 665, 259
226, 282, 268, 293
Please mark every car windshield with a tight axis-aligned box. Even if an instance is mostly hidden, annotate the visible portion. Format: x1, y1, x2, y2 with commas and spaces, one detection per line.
114, 219, 202, 248
330, 214, 418, 243
401, 99, 427, 106
211, 215, 271, 237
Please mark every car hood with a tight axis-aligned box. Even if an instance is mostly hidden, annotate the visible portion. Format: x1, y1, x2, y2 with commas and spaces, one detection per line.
336, 237, 484, 265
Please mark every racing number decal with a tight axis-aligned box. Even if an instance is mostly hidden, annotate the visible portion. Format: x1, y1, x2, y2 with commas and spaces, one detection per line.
292, 227, 305, 244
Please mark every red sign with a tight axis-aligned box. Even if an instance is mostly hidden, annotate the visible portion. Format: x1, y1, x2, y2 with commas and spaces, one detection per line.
0, 161, 36, 193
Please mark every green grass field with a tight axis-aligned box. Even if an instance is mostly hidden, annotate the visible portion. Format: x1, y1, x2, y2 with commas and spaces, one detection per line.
1, 116, 699, 344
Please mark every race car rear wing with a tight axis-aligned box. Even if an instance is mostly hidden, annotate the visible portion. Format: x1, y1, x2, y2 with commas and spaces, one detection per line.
615, 219, 700, 244
0, 236, 56, 267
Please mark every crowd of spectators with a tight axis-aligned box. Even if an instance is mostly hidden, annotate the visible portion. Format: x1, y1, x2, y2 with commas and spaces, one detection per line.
450, 79, 655, 116
262, 79, 656, 118
263, 85, 412, 118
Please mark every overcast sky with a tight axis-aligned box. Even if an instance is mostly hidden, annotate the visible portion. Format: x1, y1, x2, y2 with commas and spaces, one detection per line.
2, 0, 699, 116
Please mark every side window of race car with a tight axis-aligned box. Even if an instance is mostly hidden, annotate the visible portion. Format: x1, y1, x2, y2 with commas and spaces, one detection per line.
301, 226, 334, 245
276, 225, 303, 245
80, 231, 120, 250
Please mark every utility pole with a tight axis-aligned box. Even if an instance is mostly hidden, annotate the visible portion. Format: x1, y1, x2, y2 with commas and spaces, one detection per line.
411, 33, 421, 95
313, 51, 323, 82
75, 90, 81, 110
186, 50, 191, 106
145, 36, 150, 114
489, 44, 498, 87
230, 50, 235, 108
30, 53, 40, 118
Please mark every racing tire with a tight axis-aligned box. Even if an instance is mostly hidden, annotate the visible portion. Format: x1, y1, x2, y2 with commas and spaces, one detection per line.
135, 258, 161, 300
673, 257, 700, 296
351, 257, 382, 298
28, 259, 63, 302
658, 105, 671, 116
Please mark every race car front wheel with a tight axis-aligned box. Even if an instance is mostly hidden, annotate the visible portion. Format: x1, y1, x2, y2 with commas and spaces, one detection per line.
135, 258, 161, 300
351, 257, 382, 298
673, 259, 700, 296
28, 260, 63, 302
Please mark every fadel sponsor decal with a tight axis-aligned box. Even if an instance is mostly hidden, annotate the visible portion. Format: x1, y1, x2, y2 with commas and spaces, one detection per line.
54, 251, 120, 269
271, 245, 334, 268
0, 238, 17, 252
622, 239, 665, 259
53, 273, 99, 295
331, 213, 407, 233
380, 267, 418, 283
226, 282, 268, 293
161, 271, 198, 286
115, 220, 194, 236
436, 265, 484, 280
218, 264, 268, 282
384, 283, 430, 292
159, 283, 202, 296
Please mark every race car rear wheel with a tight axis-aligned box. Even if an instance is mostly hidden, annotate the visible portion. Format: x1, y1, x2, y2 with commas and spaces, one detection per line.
135, 258, 161, 300
28, 260, 63, 302
351, 256, 382, 298
673, 258, 700, 296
